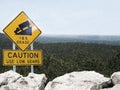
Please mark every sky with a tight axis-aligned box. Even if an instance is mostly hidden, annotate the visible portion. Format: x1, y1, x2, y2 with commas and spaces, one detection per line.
0, 0, 120, 35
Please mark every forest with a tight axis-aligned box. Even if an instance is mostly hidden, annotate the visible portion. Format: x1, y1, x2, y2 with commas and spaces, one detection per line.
0, 33, 120, 81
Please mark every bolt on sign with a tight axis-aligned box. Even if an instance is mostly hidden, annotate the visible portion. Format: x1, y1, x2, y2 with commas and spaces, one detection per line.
3, 50, 42, 66
3, 11, 42, 51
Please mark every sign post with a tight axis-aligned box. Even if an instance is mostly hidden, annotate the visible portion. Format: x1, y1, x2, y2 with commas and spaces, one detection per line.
31, 43, 34, 73
13, 43, 16, 72
3, 11, 42, 72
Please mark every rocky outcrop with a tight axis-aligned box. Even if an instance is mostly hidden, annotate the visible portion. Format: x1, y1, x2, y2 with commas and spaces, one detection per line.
2, 70, 120, 90
45, 71, 109, 90
0, 70, 47, 90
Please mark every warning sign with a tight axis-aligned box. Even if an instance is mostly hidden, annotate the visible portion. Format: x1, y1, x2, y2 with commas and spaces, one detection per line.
3, 11, 41, 51
3, 50, 42, 66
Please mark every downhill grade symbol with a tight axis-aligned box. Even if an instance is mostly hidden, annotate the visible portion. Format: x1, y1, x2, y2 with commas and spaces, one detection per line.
3, 50, 42, 66
3, 11, 41, 51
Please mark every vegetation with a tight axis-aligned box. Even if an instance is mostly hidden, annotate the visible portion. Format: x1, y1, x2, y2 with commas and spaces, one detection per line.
34, 42, 120, 81
1, 33, 120, 81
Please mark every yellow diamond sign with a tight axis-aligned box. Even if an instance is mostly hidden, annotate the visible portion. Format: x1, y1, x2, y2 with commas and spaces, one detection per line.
3, 11, 42, 50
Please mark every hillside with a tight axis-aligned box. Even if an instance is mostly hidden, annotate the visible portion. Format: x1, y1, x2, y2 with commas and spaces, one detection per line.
0, 33, 12, 49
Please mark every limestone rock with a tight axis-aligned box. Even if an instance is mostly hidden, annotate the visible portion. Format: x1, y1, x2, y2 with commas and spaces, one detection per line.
45, 71, 109, 90
0, 70, 21, 86
111, 72, 120, 85
0, 70, 47, 90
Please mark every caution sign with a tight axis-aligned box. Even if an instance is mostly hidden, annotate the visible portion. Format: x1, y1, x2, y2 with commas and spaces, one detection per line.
3, 50, 42, 66
3, 11, 41, 51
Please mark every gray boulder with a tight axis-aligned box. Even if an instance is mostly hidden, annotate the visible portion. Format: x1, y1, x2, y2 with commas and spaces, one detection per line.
0, 70, 21, 86
111, 72, 120, 85
45, 71, 109, 90
0, 70, 47, 90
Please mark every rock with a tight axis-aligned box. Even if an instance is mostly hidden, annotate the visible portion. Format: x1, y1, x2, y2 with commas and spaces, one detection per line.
0, 71, 47, 90
100, 84, 120, 90
0, 70, 21, 86
45, 71, 109, 90
100, 79, 114, 89
100, 71, 120, 90
111, 72, 120, 85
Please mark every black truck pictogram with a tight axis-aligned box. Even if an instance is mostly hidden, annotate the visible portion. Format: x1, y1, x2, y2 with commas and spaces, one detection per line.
14, 21, 32, 35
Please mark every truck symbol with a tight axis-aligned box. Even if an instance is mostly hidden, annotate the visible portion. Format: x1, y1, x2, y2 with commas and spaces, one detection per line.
14, 21, 32, 35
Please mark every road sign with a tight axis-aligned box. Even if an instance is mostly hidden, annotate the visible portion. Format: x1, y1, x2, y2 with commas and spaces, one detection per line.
3, 11, 42, 50
3, 50, 42, 66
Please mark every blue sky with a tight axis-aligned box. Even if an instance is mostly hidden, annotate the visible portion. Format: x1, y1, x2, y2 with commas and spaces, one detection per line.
0, 0, 120, 35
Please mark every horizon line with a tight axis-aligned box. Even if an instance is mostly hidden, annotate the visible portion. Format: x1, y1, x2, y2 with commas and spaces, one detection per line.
1, 32, 120, 36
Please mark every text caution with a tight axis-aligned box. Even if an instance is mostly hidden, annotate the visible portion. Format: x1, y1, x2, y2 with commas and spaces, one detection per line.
3, 50, 42, 66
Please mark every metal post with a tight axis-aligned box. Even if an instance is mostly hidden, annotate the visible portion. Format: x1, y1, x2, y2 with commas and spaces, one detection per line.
13, 43, 16, 72
31, 43, 34, 73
